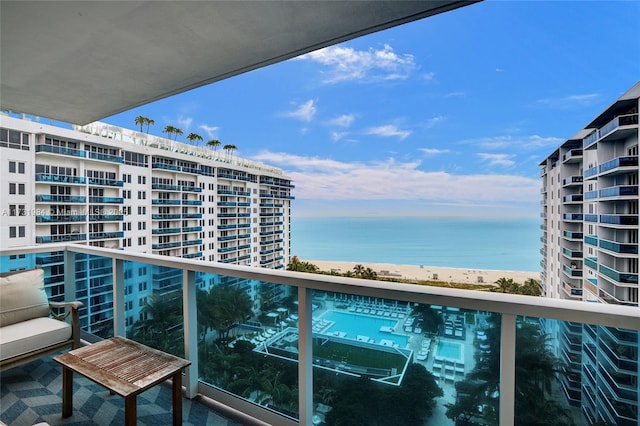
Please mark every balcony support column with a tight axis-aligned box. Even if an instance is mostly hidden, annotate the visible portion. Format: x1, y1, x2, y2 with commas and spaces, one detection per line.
112, 258, 126, 337
298, 286, 313, 426
183, 269, 198, 399
500, 313, 516, 426
63, 249, 77, 306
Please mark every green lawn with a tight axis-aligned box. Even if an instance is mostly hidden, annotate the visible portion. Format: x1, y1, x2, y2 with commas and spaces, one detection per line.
313, 339, 407, 371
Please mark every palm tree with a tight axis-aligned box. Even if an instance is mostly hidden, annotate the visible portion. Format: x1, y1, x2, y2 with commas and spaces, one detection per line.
494, 277, 518, 293
223, 144, 237, 158
353, 264, 365, 277
144, 117, 155, 134
173, 127, 183, 141
362, 267, 377, 280
134, 115, 146, 132
207, 139, 221, 151
162, 125, 176, 140
186, 132, 203, 146
520, 278, 542, 296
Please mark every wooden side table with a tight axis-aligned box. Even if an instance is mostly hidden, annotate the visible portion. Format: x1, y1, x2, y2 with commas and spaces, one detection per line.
54, 336, 191, 425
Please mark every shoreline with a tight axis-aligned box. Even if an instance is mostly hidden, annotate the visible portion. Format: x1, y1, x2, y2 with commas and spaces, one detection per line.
303, 259, 538, 286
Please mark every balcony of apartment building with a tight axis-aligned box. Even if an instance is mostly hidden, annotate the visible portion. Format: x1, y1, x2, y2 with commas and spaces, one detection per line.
583, 112, 639, 150
2, 244, 639, 426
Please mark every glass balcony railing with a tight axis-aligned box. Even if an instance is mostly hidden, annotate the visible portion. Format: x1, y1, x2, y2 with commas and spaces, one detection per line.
152, 183, 181, 191
89, 231, 124, 240
182, 200, 202, 206
89, 196, 124, 204
599, 239, 638, 255
182, 239, 202, 246
181, 186, 202, 192
35, 144, 86, 157
562, 213, 583, 221
88, 177, 124, 187
584, 214, 598, 223
35, 194, 86, 203
599, 156, 638, 174
562, 149, 583, 162
35, 174, 85, 184
599, 113, 639, 140
583, 130, 598, 149
599, 264, 639, 285
562, 176, 583, 186
584, 166, 598, 179
35, 214, 86, 223
563, 231, 583, 240
599, 186, 638, 198
152, 162, 180, 171
35, 233, 86, 243
584, 190, 598, 200
152, 227, 181, 235
2, 245, 640, 426
87, 151, 123, 163
181, 226, 202, 233
584, 257, 598, 270
562, 194, 583, 203
152, 199, 181, 205
89, 214, 124, 221
600, 215, 639, 226
152, 213, 182, 220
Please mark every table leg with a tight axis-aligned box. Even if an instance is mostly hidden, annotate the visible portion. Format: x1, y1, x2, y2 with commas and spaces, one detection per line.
124, 395, 137, 426
62, 366, 73, 418
172, 372, 183, 426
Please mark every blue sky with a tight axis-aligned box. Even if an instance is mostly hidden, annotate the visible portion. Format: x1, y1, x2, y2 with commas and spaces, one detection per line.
104, 1, 640, 218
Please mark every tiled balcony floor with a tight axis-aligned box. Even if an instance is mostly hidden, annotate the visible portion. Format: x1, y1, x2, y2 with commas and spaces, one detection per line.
1, 355, 253, 426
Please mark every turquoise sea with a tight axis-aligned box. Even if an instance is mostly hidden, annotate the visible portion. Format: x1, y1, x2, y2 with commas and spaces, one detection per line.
291, 216, 541, 272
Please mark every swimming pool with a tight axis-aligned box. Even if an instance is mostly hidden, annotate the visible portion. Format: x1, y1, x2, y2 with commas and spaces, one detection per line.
436, 341, 463, 361
322, 311, 408, 347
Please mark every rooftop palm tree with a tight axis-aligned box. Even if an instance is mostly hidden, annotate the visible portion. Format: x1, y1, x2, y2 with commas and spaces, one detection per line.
162, 125, 177, 140
134, 115, 146, 132
186, 132, 203, 146
207, 139, 221, 151
144, 117, 155, 134
223, 144, 237, 158
173, 127, 184, 141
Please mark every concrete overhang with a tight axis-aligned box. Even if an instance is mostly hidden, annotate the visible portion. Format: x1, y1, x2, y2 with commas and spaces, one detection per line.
1, 1, 477, 125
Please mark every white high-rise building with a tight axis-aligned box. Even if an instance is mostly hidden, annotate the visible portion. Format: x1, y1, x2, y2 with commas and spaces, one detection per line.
1, 114, 294, 334
540, 81, 639, 425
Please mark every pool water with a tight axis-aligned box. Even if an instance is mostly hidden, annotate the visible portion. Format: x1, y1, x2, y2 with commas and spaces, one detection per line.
322, 311, 408, 347
436, 341, 462, 360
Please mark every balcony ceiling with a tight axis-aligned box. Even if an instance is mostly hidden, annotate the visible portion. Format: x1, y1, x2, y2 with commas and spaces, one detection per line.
1, 1, 475, 125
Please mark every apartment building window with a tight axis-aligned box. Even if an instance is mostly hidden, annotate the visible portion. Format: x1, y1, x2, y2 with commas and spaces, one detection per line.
0, 128, 30, 150
122, 173, 131, 183
123, 189, 131, 199
9, 183, 25, 195
8, 204, 25, 216
138, 281, 148, 292
138, 206, 146, 215
137, 191, 146, 199
138, 236, 146, 245
138, 175, 146, 184
8, 161, 25, 173
138, 222, 146, 230
9, 226, 25, 238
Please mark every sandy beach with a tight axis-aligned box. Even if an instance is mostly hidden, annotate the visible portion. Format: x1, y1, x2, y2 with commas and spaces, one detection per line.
305, 259, 538, 286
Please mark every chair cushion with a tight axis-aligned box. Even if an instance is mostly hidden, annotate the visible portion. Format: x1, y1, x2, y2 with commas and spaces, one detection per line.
0, 269, 49, 327
0, 317, 72, 361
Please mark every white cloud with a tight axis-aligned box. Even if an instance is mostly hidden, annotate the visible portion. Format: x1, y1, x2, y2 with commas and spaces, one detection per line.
420, 148, 450, 155
477, 153, 516, 167
249, 151, 539, 207
425, 115, 445, 128
534, 93, 600, 109
284, 100, 317, 122
296, 44, 416, 83
328, 114, 355, 128
331, 131, 349, 142
177, 116, 193, 130
468, 135, 564, 150
198, 124, 219, 139
366, 124, 411, 140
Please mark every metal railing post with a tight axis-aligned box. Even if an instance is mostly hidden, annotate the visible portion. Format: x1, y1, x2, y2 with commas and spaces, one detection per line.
298, 286, 313, 425
183, 269, 198, 398
112, 258, 125, 337
500, 313, 516, 426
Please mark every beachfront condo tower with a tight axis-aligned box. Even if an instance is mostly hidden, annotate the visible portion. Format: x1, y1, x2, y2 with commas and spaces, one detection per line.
0, 114, 294, 335
540, 81, 640, 425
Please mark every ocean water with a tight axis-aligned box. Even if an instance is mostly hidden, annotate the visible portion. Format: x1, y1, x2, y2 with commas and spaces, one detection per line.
291, 216, 541, 272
